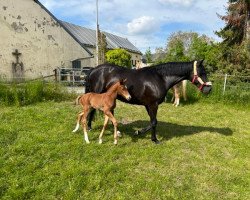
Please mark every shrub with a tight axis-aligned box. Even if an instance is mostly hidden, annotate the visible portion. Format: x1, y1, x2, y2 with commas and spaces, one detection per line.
0, 81, 74, 106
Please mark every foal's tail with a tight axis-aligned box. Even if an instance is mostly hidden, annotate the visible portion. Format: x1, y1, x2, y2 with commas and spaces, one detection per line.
75, 95, 82, 105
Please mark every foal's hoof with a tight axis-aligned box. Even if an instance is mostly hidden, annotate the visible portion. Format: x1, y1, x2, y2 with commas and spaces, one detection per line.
117, 131, 122, 137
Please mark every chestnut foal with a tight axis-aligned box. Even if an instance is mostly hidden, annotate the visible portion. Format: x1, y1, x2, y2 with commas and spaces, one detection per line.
73, 79, 131, 144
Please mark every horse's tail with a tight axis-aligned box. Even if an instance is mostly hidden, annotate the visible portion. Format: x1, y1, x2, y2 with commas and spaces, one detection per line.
85, 68, 94, 94
75, 95, 82, 105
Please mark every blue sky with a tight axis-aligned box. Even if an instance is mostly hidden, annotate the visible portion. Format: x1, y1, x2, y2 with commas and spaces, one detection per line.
39, 0, 228, 54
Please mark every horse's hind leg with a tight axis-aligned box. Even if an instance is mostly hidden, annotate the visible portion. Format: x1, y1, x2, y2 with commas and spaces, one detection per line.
73, 112, 84, 132
87, 109, 96, 130
99, 115, 109, 144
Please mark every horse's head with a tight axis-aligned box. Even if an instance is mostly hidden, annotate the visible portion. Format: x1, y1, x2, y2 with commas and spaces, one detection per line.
117, 79, 131, 101
191, 60, 212, 94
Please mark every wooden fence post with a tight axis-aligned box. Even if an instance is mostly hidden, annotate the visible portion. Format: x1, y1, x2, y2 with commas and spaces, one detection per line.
223, 74, 227, 95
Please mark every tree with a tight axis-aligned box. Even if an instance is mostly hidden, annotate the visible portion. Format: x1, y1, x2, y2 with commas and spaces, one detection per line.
97, 30, 107, 65
216, 0, 250, 75
216, 0, 250, 45
154, 31, 221, 73
145, 47, 153, 63
106, 49, 132, 68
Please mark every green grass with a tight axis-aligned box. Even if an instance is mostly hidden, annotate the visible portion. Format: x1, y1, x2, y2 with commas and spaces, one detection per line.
0, 101, 249, 199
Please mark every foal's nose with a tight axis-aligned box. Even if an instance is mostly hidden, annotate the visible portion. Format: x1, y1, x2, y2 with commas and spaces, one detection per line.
126, 95, 132, 101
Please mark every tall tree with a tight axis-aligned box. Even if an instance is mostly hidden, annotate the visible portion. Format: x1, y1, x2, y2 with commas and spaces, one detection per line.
145, 47, 153, 63
216, 0, 250, 75
216, 0, 250, 45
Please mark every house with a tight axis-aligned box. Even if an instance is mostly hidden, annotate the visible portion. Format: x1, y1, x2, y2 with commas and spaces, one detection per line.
60, 21, 142, 69
0, 0, 142, 81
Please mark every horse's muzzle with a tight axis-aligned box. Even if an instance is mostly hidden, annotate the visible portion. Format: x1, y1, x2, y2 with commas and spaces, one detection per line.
202, 85, 212, 94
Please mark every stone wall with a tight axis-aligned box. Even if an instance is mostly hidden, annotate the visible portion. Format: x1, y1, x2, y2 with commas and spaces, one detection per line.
0, 0, 91, 80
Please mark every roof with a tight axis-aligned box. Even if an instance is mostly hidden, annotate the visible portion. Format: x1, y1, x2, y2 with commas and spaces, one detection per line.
34, 0, 93, 56
60, 21, 142, 54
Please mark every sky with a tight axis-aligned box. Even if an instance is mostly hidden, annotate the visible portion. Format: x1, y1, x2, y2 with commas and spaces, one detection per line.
39, 0, 228, 54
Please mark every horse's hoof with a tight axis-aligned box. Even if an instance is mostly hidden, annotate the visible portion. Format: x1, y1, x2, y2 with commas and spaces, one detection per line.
134, 130, 140, 135
99, 139, 102, 144
114, 140, 118, 145
153, 140, 161, 145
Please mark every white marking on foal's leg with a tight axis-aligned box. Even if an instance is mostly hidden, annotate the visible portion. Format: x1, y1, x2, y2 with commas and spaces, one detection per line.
99, 139, 103, 144
84, 133, 90, 144
72, 122, 80, 132
117, 131, 122, 137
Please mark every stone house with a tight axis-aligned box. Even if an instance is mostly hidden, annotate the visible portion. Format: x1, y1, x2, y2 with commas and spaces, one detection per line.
0, 0, 142, 81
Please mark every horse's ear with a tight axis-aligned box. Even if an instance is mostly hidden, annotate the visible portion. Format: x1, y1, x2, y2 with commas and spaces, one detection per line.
198, 59, 204, 66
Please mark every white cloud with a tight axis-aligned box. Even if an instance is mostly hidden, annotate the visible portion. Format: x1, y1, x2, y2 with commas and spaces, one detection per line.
39, 0, 228, 53
127, 16, 159, 35
158, 0, 195, 7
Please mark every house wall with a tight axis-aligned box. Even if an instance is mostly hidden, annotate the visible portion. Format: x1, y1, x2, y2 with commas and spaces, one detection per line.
0, 0, 91, 81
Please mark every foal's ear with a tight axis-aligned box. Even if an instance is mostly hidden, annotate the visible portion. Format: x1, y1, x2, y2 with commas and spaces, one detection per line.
120, 78, 127, 84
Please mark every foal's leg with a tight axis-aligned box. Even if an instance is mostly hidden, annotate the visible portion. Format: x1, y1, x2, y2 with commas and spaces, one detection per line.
99, 114, 109, 144
72, 112, 84, 132
105, 111, 118, 145
81, 108, 90, 144
111, 109, 121, 137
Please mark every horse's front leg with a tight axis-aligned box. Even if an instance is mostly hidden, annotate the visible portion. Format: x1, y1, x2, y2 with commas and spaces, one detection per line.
135, 105, 152, 135
136, 104, 160, 144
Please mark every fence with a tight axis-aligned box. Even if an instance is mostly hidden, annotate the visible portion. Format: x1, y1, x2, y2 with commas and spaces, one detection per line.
56, 67, 92, 86
209, 74, 250, 95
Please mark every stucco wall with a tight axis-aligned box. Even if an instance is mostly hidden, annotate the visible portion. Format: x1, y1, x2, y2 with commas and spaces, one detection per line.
0, 0, 91, 80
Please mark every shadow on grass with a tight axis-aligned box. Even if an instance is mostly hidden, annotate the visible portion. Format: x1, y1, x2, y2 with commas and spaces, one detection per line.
118, 120, 233, 143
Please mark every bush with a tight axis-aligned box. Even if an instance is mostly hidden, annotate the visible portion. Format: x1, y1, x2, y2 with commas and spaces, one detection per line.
0, 81, 74, 106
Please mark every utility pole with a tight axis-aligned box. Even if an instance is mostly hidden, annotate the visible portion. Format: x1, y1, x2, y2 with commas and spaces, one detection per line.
96, 0, 99, 66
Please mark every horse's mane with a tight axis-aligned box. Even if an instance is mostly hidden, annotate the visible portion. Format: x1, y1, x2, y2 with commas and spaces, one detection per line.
93, 62, 193, 77
147, 61, 193, 76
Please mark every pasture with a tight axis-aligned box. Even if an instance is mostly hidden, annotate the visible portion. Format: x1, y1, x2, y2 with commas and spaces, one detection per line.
0, 100, 249, 199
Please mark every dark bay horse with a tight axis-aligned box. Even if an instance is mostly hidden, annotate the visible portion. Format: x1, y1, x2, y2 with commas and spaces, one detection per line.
85, 60, 212, 144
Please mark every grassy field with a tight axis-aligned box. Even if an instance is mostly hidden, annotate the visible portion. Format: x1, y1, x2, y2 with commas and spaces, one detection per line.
0, 100, 249, 199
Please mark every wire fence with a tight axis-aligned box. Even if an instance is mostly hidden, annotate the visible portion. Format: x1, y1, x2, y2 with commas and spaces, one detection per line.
1, 71, 250, 96
209, 74, 250, 95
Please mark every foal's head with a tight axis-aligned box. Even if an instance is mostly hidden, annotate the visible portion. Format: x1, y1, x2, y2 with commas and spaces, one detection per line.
112, 79, 131, 101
